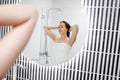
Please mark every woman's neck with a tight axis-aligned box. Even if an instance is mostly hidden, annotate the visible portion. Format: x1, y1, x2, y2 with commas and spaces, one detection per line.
55, 35, 69, 43
60, 34, 67, 40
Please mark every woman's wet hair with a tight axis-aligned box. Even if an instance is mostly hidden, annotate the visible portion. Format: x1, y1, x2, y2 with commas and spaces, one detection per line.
59, 21, 71, 37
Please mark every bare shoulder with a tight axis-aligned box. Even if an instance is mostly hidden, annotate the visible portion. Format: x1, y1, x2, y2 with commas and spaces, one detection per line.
66, 38, 73, 46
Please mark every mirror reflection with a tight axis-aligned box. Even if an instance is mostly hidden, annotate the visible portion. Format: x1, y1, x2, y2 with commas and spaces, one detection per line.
44, 21, 79, 65
21, 0, 88, 66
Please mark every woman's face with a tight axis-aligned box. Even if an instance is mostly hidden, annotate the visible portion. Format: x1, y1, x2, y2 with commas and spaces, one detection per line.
58, 22, 68, 35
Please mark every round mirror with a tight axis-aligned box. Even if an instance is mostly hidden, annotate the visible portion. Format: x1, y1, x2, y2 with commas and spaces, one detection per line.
20, 0, 89, 66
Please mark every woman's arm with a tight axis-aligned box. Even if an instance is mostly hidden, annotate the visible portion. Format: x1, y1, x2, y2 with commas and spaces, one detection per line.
0, 4, 38, 79
44, 26, 58, 41
69, 24, 79, 46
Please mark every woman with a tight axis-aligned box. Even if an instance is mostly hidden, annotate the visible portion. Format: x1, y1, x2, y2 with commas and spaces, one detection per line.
44, 21, 79, 65
0, 5, 38, 79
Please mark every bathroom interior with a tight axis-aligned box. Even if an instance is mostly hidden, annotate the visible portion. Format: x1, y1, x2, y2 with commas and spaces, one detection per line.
0, 0, 120, 80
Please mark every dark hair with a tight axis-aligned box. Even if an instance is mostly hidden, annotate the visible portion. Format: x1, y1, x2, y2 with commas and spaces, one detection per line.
59, 21, 71, 37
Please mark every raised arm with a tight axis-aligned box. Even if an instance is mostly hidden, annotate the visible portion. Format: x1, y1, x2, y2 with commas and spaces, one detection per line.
69, 24, 79, 46
44, 25, 58, 41
0, 5, 38, 79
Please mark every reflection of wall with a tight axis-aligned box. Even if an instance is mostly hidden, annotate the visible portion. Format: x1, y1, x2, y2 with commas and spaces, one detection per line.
20, 0, 52, 60
20, 0, 52, 8
53, 0, 81, 7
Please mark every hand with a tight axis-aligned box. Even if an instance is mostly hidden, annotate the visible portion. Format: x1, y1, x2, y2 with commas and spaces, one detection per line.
69, 24, 79, 32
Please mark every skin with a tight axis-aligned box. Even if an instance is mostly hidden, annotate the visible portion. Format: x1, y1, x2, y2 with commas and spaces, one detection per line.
0, 4, 38, 79
44, 22, 79, 46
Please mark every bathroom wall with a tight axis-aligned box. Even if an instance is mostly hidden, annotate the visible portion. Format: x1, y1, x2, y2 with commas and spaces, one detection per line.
0, 0, 120, 80
17, 0, 120, 79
